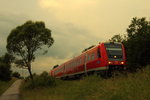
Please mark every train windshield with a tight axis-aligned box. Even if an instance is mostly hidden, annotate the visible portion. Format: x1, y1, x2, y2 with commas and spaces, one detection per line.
104, 43, 123, 61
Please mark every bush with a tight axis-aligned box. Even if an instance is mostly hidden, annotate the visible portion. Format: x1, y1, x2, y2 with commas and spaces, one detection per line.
12, 72, 21, 78
24, 71, 56, 89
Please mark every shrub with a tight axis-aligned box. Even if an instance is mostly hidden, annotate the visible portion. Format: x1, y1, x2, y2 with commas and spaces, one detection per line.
0, 62, 11, 81
12, 72, 21, 78
24, 71, 56, 89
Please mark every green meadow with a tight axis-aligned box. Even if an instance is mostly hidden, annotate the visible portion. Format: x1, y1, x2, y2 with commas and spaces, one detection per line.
21, 66, 150, 100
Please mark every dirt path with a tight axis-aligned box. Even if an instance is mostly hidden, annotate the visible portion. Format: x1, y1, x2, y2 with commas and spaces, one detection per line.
0, 80, 23, 100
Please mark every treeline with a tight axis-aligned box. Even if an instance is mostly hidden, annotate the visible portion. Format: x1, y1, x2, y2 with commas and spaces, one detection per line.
109, 17, 150, 71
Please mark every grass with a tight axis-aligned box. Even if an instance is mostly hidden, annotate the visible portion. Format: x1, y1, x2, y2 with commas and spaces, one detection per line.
0, 78, 17, 95
21, 66, 150, 100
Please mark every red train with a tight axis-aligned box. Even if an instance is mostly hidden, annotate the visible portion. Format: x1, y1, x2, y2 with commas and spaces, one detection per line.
50, 42, 126, 78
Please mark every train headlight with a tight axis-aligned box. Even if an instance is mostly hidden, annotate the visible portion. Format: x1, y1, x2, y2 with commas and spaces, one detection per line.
108, 61, 112, 64
121, 62, 124, 64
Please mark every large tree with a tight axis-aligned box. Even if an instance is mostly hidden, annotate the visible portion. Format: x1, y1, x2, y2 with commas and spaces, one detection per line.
119, 17, 150, 71
126, 17, 150, 70
6, 21, 54, 80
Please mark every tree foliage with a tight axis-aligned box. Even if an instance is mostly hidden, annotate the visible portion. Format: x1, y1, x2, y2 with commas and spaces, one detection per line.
109, 34, 124, 42
125, 17, 150, 70
14, 59, 26, 68
6, 20, 54, 80
12, 72, 21, 78
0, 53, 15, 64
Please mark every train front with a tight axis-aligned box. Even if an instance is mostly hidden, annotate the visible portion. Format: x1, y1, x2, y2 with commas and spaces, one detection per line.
104, 42, 126, 71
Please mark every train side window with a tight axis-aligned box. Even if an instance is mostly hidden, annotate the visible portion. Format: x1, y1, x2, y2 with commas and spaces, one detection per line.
73, 62, 74, 67
74, 62, 75, 67
88, 54, 91, 61
74, 61, 76, 67
80, 59, 82, 65
91, 53, 95, 60
98, 48, 101, 58
77, 60, 79, 66
79, 59, 81, 65
70, 63, 72, 67
76, 61, 77, 66
74, 62, 76, 67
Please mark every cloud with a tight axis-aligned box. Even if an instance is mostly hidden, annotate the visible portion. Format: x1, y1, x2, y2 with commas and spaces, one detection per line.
0, 12, 30, 56
32, 56, 68, 73
39, 0, 95, 9
45, 22, 103, 59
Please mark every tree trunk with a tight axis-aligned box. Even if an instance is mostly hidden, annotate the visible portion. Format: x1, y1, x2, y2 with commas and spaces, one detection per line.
27, 62, 33, 80
27, 62, 35, 88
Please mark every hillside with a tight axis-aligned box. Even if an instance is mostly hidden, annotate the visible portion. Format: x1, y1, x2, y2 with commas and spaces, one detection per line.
21, 66, 150, 100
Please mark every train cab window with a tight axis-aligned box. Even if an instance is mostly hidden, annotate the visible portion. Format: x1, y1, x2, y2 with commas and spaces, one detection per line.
104, 43, 123, 61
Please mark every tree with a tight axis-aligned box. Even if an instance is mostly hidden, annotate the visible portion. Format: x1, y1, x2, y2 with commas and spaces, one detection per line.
6, 20, 54, 80
126, 17, 150, 71
0, 63, 11, 81
12, 72, 21, 78
109, 34, 123, 42
0, 53, 12, 81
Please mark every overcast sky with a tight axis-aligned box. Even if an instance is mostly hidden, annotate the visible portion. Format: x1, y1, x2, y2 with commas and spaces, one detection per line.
0, 0, 150, 75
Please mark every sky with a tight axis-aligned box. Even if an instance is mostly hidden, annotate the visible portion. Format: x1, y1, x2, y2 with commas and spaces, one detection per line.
0, 0, 150, 75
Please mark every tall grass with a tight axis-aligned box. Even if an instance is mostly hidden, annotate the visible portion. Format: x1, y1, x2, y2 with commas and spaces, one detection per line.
21, 66, 150, 100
